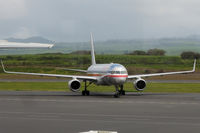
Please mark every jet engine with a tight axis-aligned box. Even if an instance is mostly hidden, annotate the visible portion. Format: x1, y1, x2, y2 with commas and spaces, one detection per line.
68, 79, 81, 92
134, 78, 146, 91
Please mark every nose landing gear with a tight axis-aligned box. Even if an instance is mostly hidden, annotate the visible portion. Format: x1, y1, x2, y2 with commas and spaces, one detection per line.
119, 85, 125, 95
114, 85, 120, 98
114, 85, 125, 98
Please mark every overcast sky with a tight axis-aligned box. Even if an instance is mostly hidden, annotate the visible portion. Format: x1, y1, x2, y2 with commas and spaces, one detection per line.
0, 0, 200, 42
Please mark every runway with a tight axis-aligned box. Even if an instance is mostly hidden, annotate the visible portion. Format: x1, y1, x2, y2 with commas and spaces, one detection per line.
0, 91, 200, 133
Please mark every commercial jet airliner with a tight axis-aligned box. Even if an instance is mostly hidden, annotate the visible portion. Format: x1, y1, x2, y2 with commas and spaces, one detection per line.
1, 34, 196, 98
0, 40, 54, 49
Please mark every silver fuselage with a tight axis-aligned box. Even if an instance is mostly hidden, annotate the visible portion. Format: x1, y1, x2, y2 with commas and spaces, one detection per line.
87, 63, 128, 85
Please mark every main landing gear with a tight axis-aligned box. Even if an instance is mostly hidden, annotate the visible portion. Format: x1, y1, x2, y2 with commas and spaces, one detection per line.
114, 85, 125, 98
82, 80, 92, 96
119, 85, 125, 95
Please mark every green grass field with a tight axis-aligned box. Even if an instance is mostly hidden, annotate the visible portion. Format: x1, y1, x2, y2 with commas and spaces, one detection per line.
0, 82, 200, 93
0, 54, 198, 76
0, 54, 199, 93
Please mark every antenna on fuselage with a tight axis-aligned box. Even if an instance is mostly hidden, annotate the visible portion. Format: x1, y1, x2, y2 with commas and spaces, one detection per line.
90, 32, 96, 65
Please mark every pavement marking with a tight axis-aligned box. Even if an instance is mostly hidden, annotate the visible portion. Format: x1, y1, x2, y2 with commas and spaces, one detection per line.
80, 131, 117, 133
0, 111, 200, 121
0, 98, 199, 105
0, 115, 200, 126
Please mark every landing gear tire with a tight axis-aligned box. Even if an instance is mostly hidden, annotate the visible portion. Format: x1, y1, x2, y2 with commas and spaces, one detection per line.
119, 90, 125, 95
114, 92, 120, 98
119, 85, 125, 95
82, 90, 90, 96
122, 90, 125, 95
86, 90, 90, 96
82, 91, 85, 96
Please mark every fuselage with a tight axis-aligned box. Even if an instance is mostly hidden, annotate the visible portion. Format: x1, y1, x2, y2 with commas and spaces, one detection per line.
87, 63, 128, 85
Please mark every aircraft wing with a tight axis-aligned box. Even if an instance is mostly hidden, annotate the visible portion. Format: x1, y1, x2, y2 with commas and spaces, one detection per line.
1, 60, 97, 81
57, 68, 87, 73
128, 59, 196, 79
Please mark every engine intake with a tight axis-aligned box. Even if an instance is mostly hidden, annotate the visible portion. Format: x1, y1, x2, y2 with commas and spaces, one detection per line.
68, 79, 81, 92
134, 78, 146, 91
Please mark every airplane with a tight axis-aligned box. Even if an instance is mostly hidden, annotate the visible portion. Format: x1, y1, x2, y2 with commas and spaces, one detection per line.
0, 40, 54, 49
0, 34, 197, 98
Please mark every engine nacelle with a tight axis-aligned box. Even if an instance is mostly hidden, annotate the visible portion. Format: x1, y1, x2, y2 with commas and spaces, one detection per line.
134, 78, 146, 91
68, 79, 81, 92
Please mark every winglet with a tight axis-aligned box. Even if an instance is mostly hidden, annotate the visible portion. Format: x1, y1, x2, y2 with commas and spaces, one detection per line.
1, 60, 6, 73
90, 33, 96, 65
193, 59, 196, 72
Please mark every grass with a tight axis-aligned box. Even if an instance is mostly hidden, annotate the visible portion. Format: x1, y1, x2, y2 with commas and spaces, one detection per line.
0, 82, 67, 91
0, 82, 200, 93
145, 83, 200, 93
0, 54, 198, 79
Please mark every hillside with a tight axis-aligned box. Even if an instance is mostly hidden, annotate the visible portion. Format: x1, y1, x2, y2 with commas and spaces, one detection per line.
0, 36, 200, 55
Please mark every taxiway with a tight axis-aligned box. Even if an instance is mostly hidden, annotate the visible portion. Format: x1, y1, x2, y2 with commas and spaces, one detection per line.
0, 91, 200, 133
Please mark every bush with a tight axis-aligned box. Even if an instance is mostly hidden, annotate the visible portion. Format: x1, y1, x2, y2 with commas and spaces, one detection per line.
181, 51, 200, 59
127, 50, 147, 55
147, 49, 166, 56
70, 50, 90, 55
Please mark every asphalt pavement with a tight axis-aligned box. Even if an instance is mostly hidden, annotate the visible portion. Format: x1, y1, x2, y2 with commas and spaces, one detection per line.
0, 91, 200, 133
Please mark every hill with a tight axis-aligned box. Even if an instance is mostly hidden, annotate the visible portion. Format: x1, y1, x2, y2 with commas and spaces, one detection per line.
0, 36, 200, 55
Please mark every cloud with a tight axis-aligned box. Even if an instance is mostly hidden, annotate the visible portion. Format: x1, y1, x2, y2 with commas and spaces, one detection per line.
0, 0, 27, 20
12, 27, 36, 39
1, 0, 200, 41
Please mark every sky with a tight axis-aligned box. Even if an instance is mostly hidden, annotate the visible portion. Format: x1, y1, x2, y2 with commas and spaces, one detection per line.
0, 0, 200, 42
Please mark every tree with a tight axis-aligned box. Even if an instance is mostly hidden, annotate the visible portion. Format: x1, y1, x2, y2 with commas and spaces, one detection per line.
147, 49, 166, 56
181, 51, 200, 59
127, 50, 146, 55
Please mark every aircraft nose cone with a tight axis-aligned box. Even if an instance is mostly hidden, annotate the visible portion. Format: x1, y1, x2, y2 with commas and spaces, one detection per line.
112, 77, 127, 85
